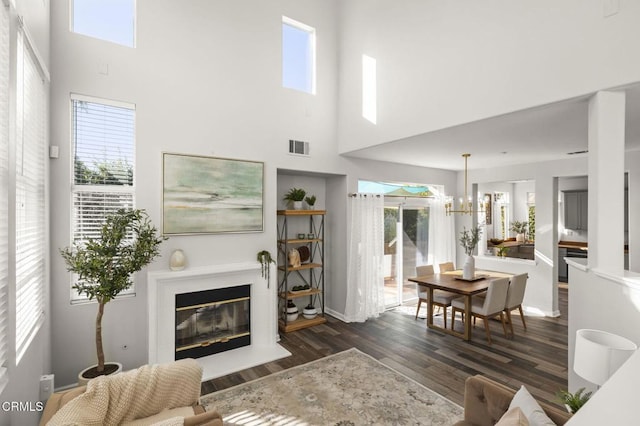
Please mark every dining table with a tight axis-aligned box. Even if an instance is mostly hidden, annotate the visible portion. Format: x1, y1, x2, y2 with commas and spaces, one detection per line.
408, 269, 513, 341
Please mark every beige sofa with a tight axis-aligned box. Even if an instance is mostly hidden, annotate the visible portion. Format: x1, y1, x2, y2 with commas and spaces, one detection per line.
40, 359, 223, 426
454, 375, 572, 426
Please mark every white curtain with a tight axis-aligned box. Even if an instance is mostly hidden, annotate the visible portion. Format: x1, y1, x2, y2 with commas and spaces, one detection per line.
345, 194, 385, 322
428, 197, 456, 270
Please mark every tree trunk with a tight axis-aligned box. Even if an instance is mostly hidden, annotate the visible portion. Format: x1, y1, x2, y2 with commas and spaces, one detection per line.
96, 301, 105, 373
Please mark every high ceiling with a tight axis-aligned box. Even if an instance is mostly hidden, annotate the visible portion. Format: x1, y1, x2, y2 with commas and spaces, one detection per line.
343, 85, 640, 171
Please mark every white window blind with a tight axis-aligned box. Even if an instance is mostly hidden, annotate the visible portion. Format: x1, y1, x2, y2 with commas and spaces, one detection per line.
15, 27, 46, 362
0, 1, 11, 389
71, 96, 135, 302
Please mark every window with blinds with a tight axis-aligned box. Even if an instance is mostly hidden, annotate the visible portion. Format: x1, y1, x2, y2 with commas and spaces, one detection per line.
71, 95, 135, 302
15, 27, 46, 362
0, 1, 10, 389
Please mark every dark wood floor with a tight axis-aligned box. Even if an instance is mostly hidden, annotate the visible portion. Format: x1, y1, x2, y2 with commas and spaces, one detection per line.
202, 285, 568, 410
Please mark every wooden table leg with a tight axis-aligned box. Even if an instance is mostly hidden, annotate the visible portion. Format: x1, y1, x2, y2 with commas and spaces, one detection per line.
427, 287, 434, 328
464, 295, 472, 341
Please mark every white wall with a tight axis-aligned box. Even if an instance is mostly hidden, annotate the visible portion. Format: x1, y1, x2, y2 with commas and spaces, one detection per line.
48, 0, 342, 388
337, 0, 640, 153
47, 0, 461, 388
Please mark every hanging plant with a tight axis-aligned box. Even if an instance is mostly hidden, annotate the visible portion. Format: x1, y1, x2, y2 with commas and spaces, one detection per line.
257, 250, 275, 287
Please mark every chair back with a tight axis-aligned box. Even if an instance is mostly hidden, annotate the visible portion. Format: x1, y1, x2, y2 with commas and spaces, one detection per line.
479, 277, 510, 316
506, 273, 528, 309
439, 262, 455, 273
416, 265, 434, 276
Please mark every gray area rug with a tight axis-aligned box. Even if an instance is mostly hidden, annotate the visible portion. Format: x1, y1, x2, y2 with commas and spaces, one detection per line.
200, 348, 463, 425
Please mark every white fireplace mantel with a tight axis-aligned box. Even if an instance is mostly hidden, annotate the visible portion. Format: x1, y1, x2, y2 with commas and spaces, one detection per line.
148, 262, 290, 381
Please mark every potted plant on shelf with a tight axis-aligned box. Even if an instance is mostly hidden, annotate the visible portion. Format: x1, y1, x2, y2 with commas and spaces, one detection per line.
459, 226, 482, 280
304, 195, 317, 209
60, 209, 165, 385
283, 187, 306, 210
555, 387, 592, 413
510, 220, 528, 242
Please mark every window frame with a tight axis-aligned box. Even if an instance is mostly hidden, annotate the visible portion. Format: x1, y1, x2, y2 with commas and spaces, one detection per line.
282, 16, 316, 95
69, 0, 137, 48
69, 94, 136, 303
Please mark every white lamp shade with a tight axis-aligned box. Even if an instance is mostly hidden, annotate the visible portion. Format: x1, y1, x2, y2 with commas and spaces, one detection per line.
574, 329, 638, 386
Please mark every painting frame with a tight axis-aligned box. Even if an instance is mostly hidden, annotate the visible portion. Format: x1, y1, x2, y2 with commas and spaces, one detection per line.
484, 193, 492, 225
162, 153, 264, 235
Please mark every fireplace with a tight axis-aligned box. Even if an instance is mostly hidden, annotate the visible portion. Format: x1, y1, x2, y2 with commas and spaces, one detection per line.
175, 285, 251, 360
148, 262, 290, 380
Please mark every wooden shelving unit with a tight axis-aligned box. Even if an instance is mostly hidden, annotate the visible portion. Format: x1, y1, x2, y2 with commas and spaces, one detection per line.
277, 210, 326, 333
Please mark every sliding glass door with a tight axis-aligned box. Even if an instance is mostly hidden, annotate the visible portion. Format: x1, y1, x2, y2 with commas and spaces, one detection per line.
383, 199, 430, 308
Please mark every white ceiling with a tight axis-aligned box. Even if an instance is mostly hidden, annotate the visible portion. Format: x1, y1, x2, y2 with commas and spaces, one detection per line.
343, 85, 640, 171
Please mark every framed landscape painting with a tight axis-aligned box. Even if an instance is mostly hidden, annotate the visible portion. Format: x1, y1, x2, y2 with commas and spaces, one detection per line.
162, 153, 264, 235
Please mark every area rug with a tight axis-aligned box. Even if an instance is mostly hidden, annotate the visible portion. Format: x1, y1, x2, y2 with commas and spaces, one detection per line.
200, 348, 463, 425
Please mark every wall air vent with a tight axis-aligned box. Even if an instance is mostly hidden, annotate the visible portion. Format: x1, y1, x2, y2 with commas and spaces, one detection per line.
567, 150, 588, 155
288, 139, 310, 156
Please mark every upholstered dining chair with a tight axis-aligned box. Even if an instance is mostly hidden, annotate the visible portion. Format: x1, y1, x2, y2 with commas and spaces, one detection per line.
504, 273, 528, 337
439, 262, 455, 273
450, 277, 510, 344
415, 265, 457, 328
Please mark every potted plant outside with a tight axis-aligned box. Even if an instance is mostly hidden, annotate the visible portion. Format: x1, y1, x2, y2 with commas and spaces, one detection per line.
459, 226, 482, 280
60, 209, 165, 384
510, 220, 528, 242
283, 187, 306, 210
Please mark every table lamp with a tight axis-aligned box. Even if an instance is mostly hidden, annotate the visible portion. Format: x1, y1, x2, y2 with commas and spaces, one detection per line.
574, 329, 638, 387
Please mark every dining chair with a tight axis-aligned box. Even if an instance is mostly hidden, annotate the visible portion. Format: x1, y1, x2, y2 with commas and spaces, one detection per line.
504, 273, 528, 337
439, 262, 455, 273
415, 265, 434, 319
415, 265, 457, 328
450, 277, 510, 344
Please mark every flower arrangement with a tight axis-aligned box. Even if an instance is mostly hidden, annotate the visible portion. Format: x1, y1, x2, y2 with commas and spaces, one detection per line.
459, 226, 482, 256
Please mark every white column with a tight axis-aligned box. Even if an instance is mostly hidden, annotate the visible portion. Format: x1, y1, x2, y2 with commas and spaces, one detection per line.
588, 91, 625, 271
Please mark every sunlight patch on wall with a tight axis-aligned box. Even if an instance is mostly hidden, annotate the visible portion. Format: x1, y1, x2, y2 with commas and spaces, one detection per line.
362, 55, 377, 124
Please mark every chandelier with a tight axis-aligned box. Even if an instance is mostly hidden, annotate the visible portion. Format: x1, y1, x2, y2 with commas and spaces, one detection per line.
445, 153, 485, 216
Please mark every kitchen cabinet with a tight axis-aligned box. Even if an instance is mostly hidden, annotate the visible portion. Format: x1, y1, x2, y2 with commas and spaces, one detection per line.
564, 190, 588, 230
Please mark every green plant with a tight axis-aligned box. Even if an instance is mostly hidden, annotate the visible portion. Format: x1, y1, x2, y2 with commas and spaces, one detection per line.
305, 195, 317, 206
257, 250, 275, 287
496, 246, 509, 257
556, 388, 592, 413
459, 226, 482, 256
60, 209, 165, 375
509, 220, 528, 234
283, 187, 306, 202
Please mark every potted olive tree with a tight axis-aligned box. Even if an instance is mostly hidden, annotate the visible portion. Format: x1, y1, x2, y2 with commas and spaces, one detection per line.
60, 209, 165, 384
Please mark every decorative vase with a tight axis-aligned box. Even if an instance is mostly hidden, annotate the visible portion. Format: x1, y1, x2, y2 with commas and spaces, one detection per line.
516, 233, 525, 242
286, 301, 299, 322
303, 305, 317, 320
463, 255, 475, 280
293, 200, 303, 210
170, 249, 186, 271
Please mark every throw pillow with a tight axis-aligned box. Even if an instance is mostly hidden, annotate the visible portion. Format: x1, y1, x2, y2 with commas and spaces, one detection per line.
496, 407, 530, 426
509, 385, 557, 426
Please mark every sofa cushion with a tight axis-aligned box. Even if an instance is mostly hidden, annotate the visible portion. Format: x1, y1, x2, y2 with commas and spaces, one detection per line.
509, 385, 556, 426
496, 407, 529, 426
